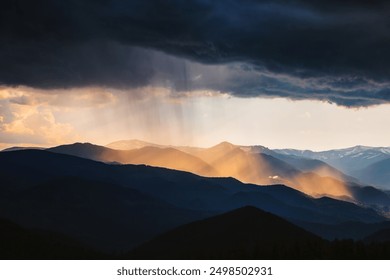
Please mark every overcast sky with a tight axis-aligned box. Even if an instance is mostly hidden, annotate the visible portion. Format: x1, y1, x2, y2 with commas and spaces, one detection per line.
1, 0, 389, 150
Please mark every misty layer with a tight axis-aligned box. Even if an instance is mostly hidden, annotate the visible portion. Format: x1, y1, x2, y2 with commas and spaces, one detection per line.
47, 141, 354, 200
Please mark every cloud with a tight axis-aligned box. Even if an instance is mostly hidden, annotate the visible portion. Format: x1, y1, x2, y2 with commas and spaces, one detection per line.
0, 104, 78, 146
1, 0, 390, 106
0, 86, 118, 146
0, 86, 117, 108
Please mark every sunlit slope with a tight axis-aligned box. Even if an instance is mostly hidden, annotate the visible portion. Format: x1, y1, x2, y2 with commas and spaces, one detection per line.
190, 142, 352, 199
49, 143, 217, 177
47, 141, 390, 202
1, 149, 385, 225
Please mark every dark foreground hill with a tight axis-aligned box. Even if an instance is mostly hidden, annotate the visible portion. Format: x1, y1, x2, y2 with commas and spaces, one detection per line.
0, 218, 104, 259
2, 205, 390, 259
128, 206, 390, 260
129, 206, 325, 259
0, 149, 388, 256
364, 228, 390, 243
0, 176, 206, 252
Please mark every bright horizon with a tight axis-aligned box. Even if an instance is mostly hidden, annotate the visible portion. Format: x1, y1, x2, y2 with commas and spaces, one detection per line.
1, 85, 389, 152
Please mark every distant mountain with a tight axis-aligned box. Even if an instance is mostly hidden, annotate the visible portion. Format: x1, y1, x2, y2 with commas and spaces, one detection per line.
48, 142, 311, 193
105, 140, 313, 187
2, 146, 45, 152
104, 141, 389, 191
48, 143, 217, 177
349, 185, 390, 207
129, 206, 325, 259
263, 153, 358, 183
274, 145, 390, 176
239, 144, 275, 155
194, 142, 360, 199
107, 139, 205, 155
47, 142, 390, 204
106, 139, 164, 150
48, 142, 113, 161
351, 158, 390, 189
190, 141, 300, 185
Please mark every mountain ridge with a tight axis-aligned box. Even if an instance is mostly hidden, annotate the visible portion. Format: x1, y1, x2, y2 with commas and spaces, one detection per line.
45, 142, 384, 202
129, 206, 325, 259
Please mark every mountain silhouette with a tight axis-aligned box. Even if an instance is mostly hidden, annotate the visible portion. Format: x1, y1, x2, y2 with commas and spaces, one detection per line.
275, 146, 390, 178
266, 153, 358, 183
51, 141, 302, 185
295, 220, 390, 241
364, 228, 390, 243
2, 146, 45, 152
192, 143, 371, 200
2, 149, 385, 223
129, 206, 325, 259
349, 185, 390, 207
0, 149, 388, 254
189, 142, 301, 185
0, 217, 104, 259
106, 139, 163, 150
45, 141, 390, 204
48, 142, 218, 177
129, 206, 390, 260
352, 158, 390, 189
0, 175, 206, 252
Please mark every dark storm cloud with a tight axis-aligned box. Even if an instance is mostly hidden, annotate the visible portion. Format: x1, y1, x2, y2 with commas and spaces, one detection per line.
0, 42, 189, 89
1, 0, 390, 106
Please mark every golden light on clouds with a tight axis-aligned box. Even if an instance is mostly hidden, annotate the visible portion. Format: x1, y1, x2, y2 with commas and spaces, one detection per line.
0, 85, 389, 152
0, 103, 78, 146
0, 86, 118, 147
0, 86, 117, 107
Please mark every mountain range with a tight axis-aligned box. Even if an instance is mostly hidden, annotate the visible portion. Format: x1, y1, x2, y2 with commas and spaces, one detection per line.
1, 140, 390, 259
6, 139, 389, 190
42, 141, 390, 207
274, 145, 390, 189
106, 140, 390, 190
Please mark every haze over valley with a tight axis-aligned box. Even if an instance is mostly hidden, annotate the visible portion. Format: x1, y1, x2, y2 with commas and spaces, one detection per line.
2, 140, 390, 259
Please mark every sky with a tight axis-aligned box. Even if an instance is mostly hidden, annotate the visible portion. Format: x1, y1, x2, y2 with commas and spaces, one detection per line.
1, 0, 390, 151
